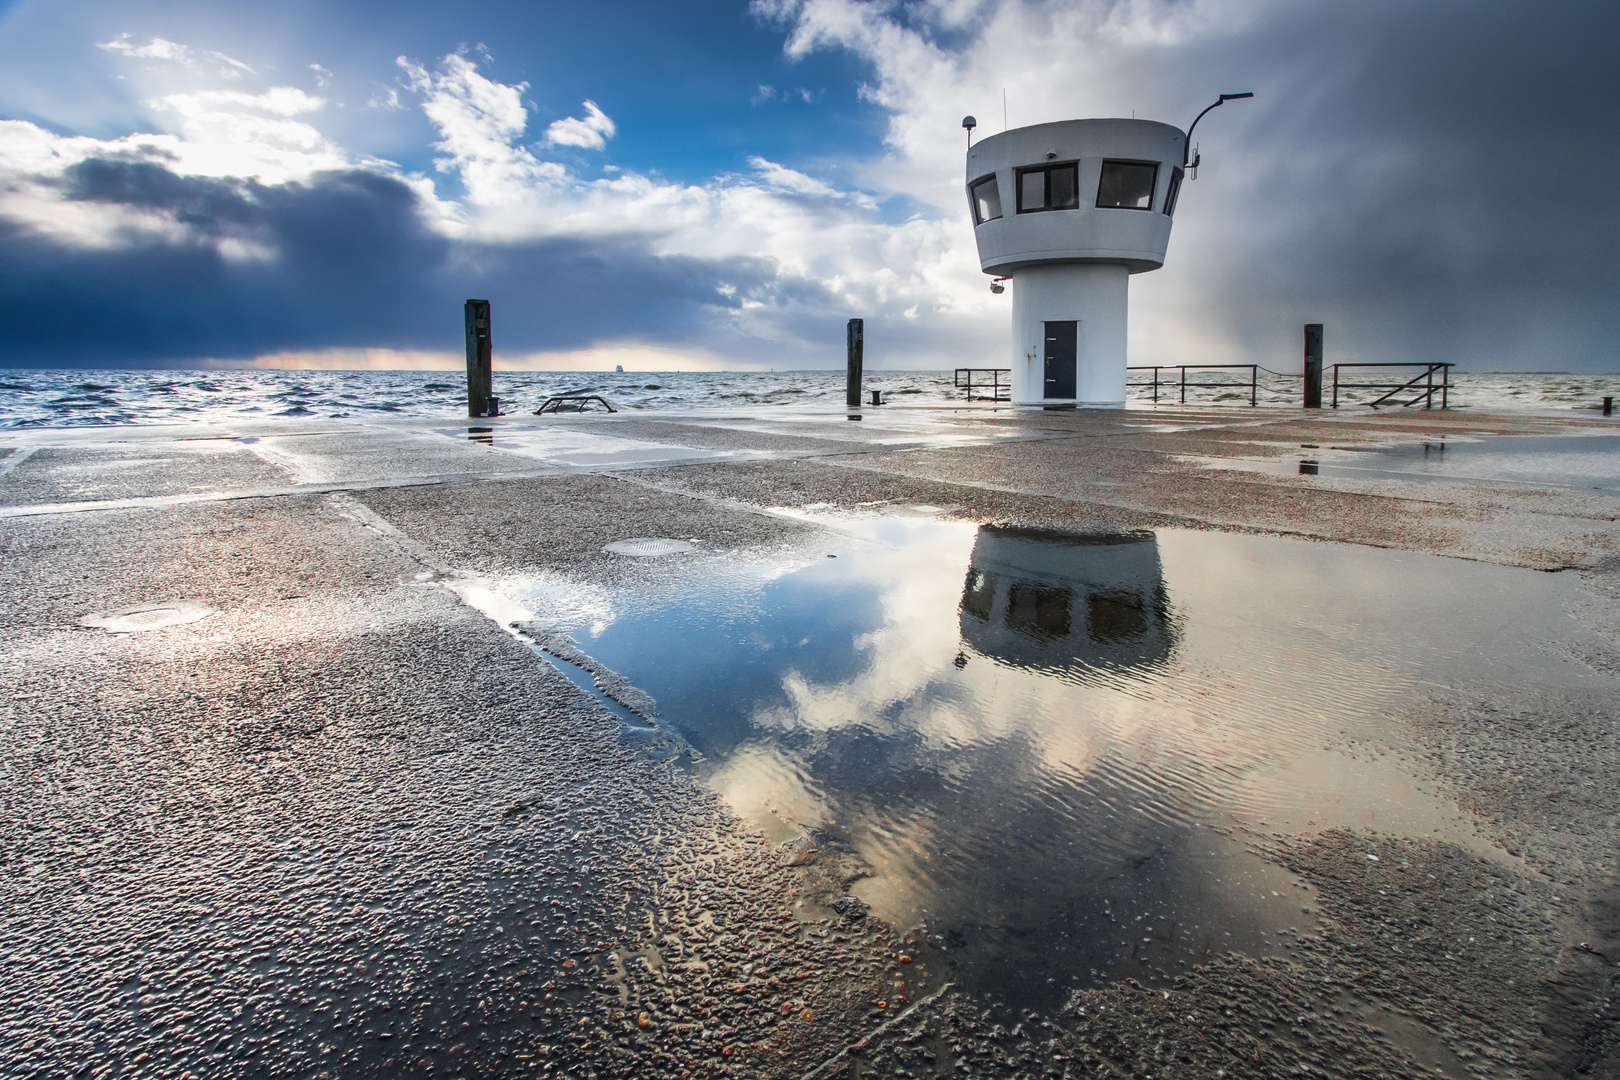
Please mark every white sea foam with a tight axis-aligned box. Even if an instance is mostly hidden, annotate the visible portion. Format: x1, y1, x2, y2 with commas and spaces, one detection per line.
0, 368, 1616, 429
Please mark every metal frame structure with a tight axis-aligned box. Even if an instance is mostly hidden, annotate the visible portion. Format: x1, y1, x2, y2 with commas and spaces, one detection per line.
1127, 364, 1258, 406
1330, 363, 1453, 409
534, 395, 618, 415
954, 368, 1012, 402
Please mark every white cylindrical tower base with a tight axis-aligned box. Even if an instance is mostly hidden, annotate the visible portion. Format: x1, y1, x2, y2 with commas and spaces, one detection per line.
1008, 264, 1129, 406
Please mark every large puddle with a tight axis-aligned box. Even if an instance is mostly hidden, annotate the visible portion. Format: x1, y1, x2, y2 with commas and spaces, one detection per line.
1207, 432, 1620, 493
511, 515, 1588, 1010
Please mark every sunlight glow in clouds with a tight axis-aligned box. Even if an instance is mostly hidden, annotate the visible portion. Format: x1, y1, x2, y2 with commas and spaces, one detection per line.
1, 0, 1616, 370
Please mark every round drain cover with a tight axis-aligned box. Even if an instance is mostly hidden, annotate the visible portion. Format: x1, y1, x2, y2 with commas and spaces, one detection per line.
602, 537, 696, 558
80, 601, 215, 633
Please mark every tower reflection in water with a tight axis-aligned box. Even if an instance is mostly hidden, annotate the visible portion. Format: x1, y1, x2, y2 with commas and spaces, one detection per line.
535, 520, 1226, 1009
526, 515, 1546, 1010
958, 526, 1176, 679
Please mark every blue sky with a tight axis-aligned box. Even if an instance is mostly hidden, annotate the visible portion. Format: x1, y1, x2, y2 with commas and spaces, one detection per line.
1, 0, 1617, 372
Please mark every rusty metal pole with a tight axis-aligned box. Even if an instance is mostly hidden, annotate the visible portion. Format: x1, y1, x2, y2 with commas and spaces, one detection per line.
465, 299, 493, 418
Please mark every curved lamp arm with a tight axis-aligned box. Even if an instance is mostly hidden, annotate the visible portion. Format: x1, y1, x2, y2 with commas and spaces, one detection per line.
1183, 92, 1254, 168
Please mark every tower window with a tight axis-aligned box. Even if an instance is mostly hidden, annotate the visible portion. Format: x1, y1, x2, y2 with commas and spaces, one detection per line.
1097, 160, 1158, 210
1015, 163, 1079, 213
1163, 167, 1184, 217
970, 175, 1002, 224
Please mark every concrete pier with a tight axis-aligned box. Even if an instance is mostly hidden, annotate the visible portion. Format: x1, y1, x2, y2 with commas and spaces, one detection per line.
3, 402, 1617, 1077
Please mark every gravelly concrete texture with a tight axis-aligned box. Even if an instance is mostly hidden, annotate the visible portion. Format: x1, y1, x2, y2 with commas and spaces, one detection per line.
3, 402, 1617, 1078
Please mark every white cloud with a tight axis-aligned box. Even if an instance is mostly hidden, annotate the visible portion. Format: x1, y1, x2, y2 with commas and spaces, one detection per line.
143, 86, 346, 181
6, 5, 1614, 371
748, 156, 843, 198
544, 100, 617, 150
378, 51, 998, 362
98, 33, 255, 79
99, 34, 191, 62
748, 0, 1277, 364
367, 86, 405, 111
9, 43, 995, 365
0, 73, 353, 251
212, 53, 255, 79
0, 119, 191, 246
398, 53, 561, 210
752, 84, 819, 105
154, 86, 326, 118
309, 63, 334, 89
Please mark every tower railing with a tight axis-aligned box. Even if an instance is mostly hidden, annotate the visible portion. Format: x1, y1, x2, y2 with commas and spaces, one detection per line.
954, 368, 1012, 402
1126, 365, 1258, 406
1330, 363, 1453, 409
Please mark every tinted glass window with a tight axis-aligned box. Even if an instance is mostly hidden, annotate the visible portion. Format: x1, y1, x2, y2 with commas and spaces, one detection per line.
1087, 589, 1148, 643
970, 176, 1002, 224
1017, 163, 1081, 213
1048, 164, 1077, 209
1097, 161, 1158, 210
1020, 170, 1046, 212
960, 569, 996, 621
1163, 168, 1183, 217
1007, 584, 1073, 641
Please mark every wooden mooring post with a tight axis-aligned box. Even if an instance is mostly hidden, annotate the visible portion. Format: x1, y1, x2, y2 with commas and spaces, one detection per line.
846, 319, 864, 409
1303, 323, 1323, 409
465, 299, 494, 418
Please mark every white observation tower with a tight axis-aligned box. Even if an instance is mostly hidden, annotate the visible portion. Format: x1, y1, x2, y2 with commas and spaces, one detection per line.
964, 97, 1249, 406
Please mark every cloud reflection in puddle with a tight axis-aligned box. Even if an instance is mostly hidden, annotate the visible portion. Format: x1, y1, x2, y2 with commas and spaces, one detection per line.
509, 514, 1583, 1008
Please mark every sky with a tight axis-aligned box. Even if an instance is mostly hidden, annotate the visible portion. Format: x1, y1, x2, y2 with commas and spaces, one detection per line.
0, 0, 1616, 373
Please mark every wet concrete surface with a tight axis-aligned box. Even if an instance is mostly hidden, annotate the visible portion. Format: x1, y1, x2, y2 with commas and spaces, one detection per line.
0, 443, 291, 505
3, 403, 1618, 1078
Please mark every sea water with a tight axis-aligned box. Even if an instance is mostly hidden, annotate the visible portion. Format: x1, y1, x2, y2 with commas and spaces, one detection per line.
2, 368, 1617, 428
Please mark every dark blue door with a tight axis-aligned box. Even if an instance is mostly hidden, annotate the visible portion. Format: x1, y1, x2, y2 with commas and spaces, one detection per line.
1044, 321, 1077, 399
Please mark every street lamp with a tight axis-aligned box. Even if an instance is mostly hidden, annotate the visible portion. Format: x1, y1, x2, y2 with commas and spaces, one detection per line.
1183, 92, 1254, 171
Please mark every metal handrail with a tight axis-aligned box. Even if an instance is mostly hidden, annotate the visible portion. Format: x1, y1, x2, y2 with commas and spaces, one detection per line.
535, 395, 618, 414
1126, 364, 1258, 406
1330, 363, 1453, 409
954, 368, 1011, 402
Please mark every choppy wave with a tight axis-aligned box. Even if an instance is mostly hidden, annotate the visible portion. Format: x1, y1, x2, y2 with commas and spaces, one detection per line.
0, 367, 1615, 429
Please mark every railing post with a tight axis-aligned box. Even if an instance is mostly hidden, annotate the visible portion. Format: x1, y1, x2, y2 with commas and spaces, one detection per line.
1250, 365, 1257, 406
1331, 365, 1339, 409
1180, 366, 1187, 405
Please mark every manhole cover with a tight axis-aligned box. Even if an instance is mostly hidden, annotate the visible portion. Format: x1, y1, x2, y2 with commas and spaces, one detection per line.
602, 538, 696, 558
80, 601, 215, 633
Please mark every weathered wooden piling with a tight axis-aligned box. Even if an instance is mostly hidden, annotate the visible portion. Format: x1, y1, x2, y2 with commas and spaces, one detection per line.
465, 299, 493, 418
846, 319, 864, 409
1303, 324, 1323, 409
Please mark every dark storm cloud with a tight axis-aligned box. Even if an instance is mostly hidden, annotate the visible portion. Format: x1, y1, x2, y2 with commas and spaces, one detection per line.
0, 160, 792, 366
1158, 0, 1620, 370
